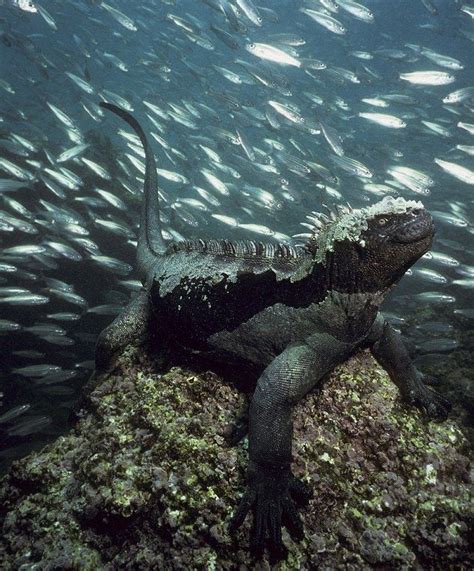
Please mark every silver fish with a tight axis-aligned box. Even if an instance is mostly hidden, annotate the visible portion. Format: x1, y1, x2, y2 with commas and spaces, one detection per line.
246, 43, 301, 67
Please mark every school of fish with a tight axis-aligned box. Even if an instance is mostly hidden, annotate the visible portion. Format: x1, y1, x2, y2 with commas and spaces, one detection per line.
0, 0, 473, 472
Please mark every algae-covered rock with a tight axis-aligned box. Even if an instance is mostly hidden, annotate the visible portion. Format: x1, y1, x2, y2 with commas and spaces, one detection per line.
0, 348, 472, 570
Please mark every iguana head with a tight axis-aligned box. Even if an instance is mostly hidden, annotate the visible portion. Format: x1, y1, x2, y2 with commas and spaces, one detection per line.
308, 197, 434, 292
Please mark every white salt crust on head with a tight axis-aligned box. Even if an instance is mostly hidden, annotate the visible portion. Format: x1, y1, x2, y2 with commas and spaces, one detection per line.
314, 196, 425, 263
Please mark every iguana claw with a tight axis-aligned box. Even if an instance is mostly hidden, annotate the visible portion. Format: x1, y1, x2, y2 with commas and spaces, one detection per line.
229, 462, 308, 559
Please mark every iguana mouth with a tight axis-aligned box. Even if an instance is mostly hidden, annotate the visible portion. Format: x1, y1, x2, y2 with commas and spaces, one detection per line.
393, 209, 434, 244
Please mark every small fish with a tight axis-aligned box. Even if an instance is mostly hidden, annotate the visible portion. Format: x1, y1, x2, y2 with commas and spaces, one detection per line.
118, 280, 143, 292
420, 0, 438, 15
45, 279, 74, 294
49, 289, 87, 307
87, 304, 123, 316
143, 101, 170, 121
245, 43, 301, 67
434, 158, 474, 185
0, 179, 30, 192
0, 263, 17, 273
387, 166, 433, 196
81, 158, 111, 180
95, 219, 135, 239
101, 2, 137, 31
0, 294, 48, 306
8, 416, 52, 436
413, 292, 456, 304
421, 121, 451, 137
351, 51, 374, 60
0, 404, 31, 424
3, 244, 46, 255
10, 133, 38, 153
452, 278, 474, 288
454, 309, 474, 319
166, 13, 199, 34
399, 71, 455, 86
236, 0, 262, 27
57, 143, 89, 163
268, 100, 304, 124
330, 155, 373, 178
157, 169, 188, 184
456, 145, 474, 156
35, 370, 78, 385
412, 268, 448, 284
65, 72, 94, 95
361, 97, 389, 108
319, 122, 344, 156
417, 338, 460, 353
95, 189, 127, 211
382, 93, 419, 105
358, 112, 406, 128
46, 102, 78, 130
25, 323, 67, 336
37, 4, 57, 30
270, 33, 306, 47
90, 255, 132, 276
100, 90, 134, 112
211, 214, 239, 227
300, 8, 346, 35
46, 241, 83, 261
420, 48, 464, 70
335, 0, 374, 23
0, 158, 35, 181
201, 169, 230, 195
194, 187, 221, 207
102, 52, 129, 72
431, 211, 468, 228
44, 167, 81, 190
213, 65, 243, 85
210, 24, 239, 50
460, 4, 474, 18
239, 223, 274, 236
457, 122, 474, 135
236, 129, 255, 161
47, 312, 81, 322
0, 319, 21, 332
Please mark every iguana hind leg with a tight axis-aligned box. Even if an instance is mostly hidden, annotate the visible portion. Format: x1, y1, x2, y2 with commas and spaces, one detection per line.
95, 289, 152, 372
71, 291, 153, 421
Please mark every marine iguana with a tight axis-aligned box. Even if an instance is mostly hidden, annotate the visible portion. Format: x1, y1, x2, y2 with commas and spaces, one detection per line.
93, 102, 451, 558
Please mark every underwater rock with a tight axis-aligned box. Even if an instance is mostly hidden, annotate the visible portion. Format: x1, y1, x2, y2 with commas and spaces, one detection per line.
0, 348, 472, 569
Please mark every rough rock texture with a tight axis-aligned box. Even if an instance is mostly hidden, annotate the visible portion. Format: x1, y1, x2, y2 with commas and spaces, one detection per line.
0, 348, 472, 570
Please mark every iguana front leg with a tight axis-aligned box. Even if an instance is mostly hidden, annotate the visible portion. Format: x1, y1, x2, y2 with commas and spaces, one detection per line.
230, 337, 349, 558
369, 316, 451, 420
95, 289, 152, 372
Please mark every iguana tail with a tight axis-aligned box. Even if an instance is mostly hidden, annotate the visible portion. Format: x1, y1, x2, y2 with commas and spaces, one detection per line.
99, 102, 166, 280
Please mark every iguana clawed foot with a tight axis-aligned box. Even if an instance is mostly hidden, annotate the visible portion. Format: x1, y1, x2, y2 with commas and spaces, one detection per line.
229, 462, 312, 560
405, 377, 451, 421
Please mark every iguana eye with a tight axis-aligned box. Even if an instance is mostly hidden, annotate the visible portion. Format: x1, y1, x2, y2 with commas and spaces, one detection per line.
379, 218, 387, 226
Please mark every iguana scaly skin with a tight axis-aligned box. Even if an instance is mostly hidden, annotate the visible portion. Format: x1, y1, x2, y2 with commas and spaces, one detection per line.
93, 103, 451, 559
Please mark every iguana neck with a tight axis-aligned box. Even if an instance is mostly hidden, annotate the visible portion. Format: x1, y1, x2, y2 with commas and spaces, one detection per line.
314, 247, 389, 298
